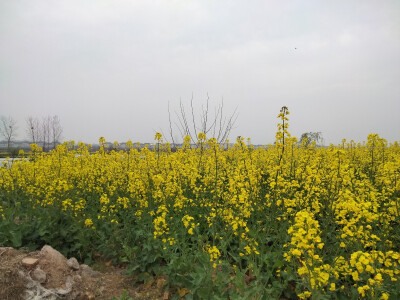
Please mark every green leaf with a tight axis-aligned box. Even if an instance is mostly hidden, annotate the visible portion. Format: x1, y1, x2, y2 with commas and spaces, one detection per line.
196, 287, 211, 299
60, 227, 68, 237
184, 293, 194, 300
10, 230, 22, 247
38, 226, 49, 237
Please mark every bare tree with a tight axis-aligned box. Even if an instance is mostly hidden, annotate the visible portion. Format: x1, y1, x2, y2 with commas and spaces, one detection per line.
0, 116, 18, 151
166, 95, 238, 146
299, 132, 323, 147
26, 116, 41, 144
27, 115, 63, 150
41, 116, 51, 152
51, 115, 63, 149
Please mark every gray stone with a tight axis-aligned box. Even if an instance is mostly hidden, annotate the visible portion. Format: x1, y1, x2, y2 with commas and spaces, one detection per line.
41, 245, 67, 265
32, 268, 47, 283
67, 257, 80, 270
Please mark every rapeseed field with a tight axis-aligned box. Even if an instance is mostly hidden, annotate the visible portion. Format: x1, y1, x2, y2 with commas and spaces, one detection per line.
1, 109, 399, 299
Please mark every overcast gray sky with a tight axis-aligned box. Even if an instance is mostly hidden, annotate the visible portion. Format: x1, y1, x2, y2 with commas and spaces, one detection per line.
1, 0, 399, 144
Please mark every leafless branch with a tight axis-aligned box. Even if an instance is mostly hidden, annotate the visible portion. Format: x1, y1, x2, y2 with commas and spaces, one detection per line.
166, 96, 238, 147
26, 116, 40, 145
167, 102, 176, 147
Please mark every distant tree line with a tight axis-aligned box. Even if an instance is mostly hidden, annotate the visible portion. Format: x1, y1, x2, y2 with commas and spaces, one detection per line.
0, 115, 63, 152
0, 111, 324, 154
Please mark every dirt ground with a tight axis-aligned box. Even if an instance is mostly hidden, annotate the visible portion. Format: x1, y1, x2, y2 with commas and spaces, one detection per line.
0, 245, 168, 300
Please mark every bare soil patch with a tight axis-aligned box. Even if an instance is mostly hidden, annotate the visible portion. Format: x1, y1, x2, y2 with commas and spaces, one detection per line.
0, 245, 166, 300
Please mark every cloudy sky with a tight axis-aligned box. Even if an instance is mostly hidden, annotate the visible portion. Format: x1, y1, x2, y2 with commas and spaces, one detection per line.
1, 0, 399, 144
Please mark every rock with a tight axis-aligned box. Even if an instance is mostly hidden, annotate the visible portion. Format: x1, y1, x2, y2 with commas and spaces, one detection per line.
80, 264, 101, 278
32, 268, 47, 283
41, 245, 66, 265
67, 257, 80, 270
22, 257, 39, 268
73, 274, 82, 282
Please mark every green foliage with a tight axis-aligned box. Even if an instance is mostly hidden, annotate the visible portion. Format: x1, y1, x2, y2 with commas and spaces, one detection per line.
0, 202, 97, 262
109, 290, 134, 300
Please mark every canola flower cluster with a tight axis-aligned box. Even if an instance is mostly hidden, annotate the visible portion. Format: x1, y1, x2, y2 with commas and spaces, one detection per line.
1, 109, 399, 299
